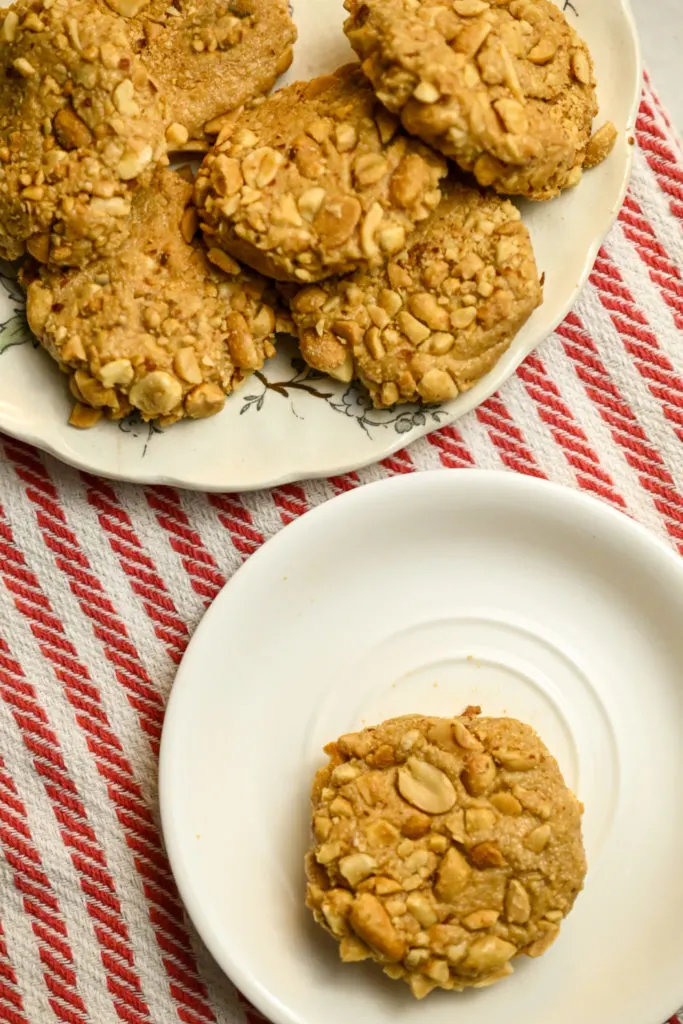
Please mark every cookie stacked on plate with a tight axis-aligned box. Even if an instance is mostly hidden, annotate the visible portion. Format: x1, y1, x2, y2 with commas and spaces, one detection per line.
5, 0, 616, 428
195, 0, 617, 411
2, 0, 295, 426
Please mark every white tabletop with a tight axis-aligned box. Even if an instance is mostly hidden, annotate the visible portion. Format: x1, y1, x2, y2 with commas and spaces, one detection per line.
630, 0, 682, 135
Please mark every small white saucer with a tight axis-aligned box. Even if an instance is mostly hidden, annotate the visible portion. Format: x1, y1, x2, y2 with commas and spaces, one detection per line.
160, 471, 683, 1024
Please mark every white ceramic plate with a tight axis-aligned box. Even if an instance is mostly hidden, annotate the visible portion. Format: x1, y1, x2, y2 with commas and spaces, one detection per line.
161, 470, 683, 1024
0, 0, 641, 490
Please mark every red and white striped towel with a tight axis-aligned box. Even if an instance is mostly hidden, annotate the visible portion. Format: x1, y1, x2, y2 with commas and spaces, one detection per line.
0, 74, 682, 1024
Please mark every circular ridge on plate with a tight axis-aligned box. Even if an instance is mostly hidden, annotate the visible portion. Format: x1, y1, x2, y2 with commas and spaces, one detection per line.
160, 471, 683, 1024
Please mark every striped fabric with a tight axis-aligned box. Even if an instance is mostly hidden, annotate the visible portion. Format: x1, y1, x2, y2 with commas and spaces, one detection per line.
0, 74, 682, 1024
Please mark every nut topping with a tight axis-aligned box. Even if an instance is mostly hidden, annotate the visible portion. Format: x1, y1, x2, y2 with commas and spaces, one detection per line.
289, 180, 541, 409
397, 757, 456, 814
25, 169, 278, 428
0, 0, 167, 266
350, 893, 406, 961
345, 0, 603, 199
462, 752, 497, 796
194, 64, 445, 282
505, 880, 531, 924
435, 847, 470, 900
340, 853, 377, 886
307, 654, 585, 995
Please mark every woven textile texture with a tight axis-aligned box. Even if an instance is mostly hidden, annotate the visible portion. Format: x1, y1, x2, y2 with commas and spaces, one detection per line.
0, 74, 682, 1024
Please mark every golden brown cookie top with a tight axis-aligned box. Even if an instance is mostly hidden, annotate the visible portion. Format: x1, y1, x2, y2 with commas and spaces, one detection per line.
306, 712, 586, 998
0, 0, 168, 266
288, 179, 542, 407
115, 0, 297, 141
25, 168, 278, 428
345, 0, 607, 199
194, 63, 448, 283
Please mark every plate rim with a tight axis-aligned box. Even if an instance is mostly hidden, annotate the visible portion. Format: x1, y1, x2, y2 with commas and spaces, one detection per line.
0, 0, 643, 492
159, 468, 683, 1024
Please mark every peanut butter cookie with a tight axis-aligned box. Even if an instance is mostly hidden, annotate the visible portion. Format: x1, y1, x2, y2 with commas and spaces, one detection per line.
0, 0, 167, 267
24, 168, 278, 428
345, 0, 615, 200
288, 179, 541, 406
306, 712, 586, 998
194, 63, 447, 283
113, 0, 296, 141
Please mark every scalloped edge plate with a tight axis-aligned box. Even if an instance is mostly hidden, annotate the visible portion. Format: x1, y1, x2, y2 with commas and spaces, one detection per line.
0, 0, 641, 490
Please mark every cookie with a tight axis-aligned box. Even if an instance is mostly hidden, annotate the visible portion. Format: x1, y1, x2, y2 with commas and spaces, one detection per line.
288, 179, 542, 407
345, 0, 613, 200
306, 712, 586, 998
0, 0, 167, 267
113, 0, 297, 141
194, 63, 447, 283
24, 167, 278, 428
